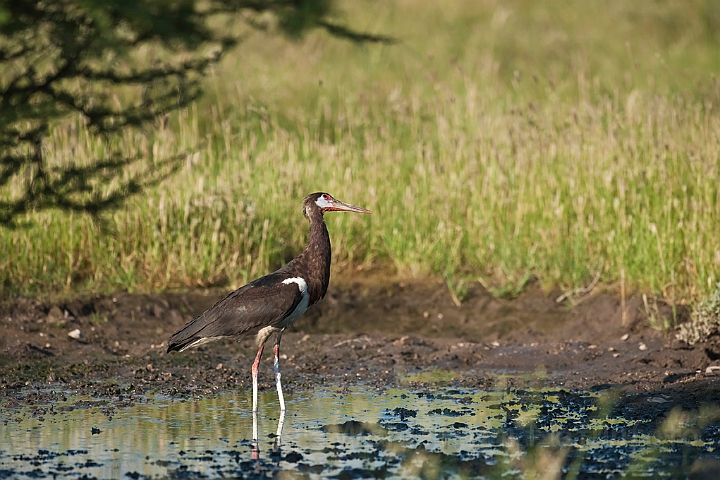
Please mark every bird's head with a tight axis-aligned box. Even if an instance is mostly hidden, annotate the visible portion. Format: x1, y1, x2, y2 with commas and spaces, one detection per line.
302, 192, 372, 218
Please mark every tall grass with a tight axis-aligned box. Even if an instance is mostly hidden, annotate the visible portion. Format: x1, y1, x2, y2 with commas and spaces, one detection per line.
2, 0, 720, 301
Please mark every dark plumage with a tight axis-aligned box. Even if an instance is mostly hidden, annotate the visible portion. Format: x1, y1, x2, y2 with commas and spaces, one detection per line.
167, 192, 371, 412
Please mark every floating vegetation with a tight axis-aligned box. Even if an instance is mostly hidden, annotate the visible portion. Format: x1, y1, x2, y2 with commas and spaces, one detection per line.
2, 384, 719, 478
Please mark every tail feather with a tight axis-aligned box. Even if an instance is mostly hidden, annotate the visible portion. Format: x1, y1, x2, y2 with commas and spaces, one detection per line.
166, 313, 218, 353
166, 335, 198, 353
166, 283, 256, 353
167, 335, 222, 353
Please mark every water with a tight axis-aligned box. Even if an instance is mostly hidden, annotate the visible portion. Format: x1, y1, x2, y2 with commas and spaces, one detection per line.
1, 380, 719, 478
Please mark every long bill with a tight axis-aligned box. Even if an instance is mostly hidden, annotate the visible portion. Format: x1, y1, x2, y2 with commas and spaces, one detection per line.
325, 199, 372, 214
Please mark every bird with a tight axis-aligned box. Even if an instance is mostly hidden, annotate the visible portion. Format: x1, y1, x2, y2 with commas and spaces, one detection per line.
166, 192, 371, 413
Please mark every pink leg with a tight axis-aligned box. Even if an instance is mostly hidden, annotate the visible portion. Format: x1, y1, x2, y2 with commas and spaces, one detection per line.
251, 344, 264, 414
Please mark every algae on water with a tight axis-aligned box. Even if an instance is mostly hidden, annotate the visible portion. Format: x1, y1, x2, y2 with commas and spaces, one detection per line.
677, 283, 720, 345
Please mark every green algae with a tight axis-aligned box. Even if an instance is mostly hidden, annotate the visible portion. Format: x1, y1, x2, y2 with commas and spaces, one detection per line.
1, 385, 718, 479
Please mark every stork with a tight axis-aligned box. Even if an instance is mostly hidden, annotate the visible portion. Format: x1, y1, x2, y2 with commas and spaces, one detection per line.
167, 192, 371, 413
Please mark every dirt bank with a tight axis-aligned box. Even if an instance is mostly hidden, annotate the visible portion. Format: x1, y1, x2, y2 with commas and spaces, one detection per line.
2, 279, 720, 422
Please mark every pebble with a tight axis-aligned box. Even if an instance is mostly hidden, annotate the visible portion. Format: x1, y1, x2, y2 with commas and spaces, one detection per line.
68, 329, 83, 340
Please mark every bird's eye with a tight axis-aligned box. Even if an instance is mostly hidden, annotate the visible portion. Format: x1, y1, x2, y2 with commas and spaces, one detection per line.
322, 194, 331, 201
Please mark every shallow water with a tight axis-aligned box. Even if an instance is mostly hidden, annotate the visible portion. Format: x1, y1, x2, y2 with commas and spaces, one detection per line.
1, 379, 719, 479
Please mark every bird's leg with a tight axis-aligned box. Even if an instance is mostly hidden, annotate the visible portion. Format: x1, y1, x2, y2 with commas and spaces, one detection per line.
251, 412, 261, 476
252, 410, 259, 453
273, 332, 286, 412
276, 409, 286, 439
251, 344, 264, 413
273, 409, 285, 462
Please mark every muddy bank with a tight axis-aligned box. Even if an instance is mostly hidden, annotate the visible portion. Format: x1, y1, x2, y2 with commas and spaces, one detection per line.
1, 279, 720, 419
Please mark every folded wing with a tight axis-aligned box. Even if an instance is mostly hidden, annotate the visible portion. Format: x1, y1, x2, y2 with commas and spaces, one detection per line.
166, 273, 305, 352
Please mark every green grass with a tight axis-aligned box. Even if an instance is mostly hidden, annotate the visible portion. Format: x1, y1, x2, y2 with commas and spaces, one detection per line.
2, 0, 720, 303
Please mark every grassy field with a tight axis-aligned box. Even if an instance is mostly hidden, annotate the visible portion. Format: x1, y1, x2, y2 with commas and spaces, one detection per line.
2, 0, 720, 304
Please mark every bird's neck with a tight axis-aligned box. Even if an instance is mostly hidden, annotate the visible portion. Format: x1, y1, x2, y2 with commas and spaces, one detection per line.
297, 215, 331, 304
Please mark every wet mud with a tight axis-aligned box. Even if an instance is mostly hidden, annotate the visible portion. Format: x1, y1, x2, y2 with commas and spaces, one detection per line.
2, 279, 720, 478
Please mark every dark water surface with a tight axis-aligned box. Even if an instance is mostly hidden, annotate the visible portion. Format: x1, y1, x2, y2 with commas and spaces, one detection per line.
2, 376, 719, 479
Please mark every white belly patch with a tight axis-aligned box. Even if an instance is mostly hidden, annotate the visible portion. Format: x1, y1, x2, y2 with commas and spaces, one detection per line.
254, 277, 310, 346
281, 277, 310, 326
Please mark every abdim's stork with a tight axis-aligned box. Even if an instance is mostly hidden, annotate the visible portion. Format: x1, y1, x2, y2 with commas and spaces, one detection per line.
166, 192, 371, 412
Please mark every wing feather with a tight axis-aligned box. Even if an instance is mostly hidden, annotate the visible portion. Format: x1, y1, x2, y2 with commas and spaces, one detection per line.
167, 273, 304, 352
